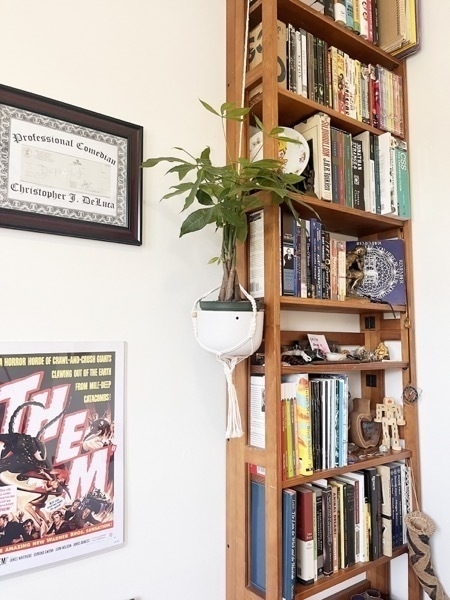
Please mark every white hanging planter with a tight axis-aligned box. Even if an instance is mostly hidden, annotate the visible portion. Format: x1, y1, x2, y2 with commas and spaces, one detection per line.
192, 285, 264, 438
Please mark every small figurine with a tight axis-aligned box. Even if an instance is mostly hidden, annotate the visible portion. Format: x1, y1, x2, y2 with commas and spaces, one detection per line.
346, 245, 367, 297
374, 396, 406, 451
374, 341, 390, 361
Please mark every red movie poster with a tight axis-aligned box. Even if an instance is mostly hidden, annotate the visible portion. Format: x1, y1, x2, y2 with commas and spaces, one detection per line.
0, 342, 124, 576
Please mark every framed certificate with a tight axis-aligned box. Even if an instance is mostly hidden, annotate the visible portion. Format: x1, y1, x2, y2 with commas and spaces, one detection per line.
0, 84, 143, 245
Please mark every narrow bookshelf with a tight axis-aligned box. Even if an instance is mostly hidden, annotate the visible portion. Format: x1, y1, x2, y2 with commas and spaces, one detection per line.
226, 1, 421, 599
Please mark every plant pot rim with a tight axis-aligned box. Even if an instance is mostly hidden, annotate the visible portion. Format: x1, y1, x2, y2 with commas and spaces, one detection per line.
199, 299, 265, 312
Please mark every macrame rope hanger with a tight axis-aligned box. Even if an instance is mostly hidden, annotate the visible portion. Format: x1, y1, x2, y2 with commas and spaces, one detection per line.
192, 285, 260, 438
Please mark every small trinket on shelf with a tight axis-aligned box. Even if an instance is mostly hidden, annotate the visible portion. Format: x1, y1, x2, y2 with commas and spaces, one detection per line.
374, 396, 406, 451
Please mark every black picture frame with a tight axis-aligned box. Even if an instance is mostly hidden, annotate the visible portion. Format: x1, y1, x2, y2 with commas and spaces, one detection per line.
0, 83, 143, 245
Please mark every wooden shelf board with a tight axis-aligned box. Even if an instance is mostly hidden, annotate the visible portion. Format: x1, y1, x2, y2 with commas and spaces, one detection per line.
251, 361, 408, 375
294, 546, 407, 599
281, 449, 412, 489
279, 296, 406, 314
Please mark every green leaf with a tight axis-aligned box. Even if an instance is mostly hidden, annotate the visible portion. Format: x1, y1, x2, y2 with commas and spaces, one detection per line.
199, 99, 220, 116
254, 115, 264, 131
224, 107, 251, 121
268, 126, 284, 136
220, 102, 235, 114
166, 163, 196, 180
180, 207, 216, 236
200, 147, 211, 161
142, 156, 182, 168
196, 189, 215, 206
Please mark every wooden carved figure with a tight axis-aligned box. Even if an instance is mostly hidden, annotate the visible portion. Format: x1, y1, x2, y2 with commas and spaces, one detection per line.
374, 396, 406, 451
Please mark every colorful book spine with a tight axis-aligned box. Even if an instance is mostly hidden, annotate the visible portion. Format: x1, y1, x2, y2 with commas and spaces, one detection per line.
295, 375, 313, 475
352, 138, 365, 210
250, 479, 266, 593
282, 489, 297, 600
295, 486, 315, 584
394, 138, 411, 218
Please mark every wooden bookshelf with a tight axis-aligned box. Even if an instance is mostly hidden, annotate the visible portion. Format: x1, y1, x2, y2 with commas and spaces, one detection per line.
225, 1, 421, 599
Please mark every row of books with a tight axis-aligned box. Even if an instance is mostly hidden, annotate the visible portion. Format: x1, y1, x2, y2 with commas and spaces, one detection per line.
250, 373, 349, 480
250, 461, 412, 599
300, 0, 420, 59
294, 112, 411, 217
280, 207, 407, 305
299, 0, 378, 43
248, 21, 404, 137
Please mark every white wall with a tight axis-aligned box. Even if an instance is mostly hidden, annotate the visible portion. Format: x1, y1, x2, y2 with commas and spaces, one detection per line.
0, 1, 226, 599
407, 0, 450, 596
0, 1, 446, 599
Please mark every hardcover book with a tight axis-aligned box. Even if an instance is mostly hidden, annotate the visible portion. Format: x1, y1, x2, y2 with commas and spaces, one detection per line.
294, 112, 332, 202
282, 489, 297, 600
284, 374, 313, 475
345, 239, 406, 305
250, 479, 266, 593
295, 485, 315, 584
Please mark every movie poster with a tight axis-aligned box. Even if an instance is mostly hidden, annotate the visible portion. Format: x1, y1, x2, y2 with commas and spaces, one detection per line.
0, 341, 124, 577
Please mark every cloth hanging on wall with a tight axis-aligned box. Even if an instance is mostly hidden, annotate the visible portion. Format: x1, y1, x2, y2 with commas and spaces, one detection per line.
405, 511, 449, 600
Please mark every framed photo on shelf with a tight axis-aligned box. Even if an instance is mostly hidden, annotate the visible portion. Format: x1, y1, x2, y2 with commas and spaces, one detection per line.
0, 84, 143, 245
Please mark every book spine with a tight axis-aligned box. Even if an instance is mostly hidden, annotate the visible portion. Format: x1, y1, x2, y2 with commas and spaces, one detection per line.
250, 480, 266, 593
395, 140, 411, 218
353, 479, 361, 562
296, 488, 315, 584
295, 29, 303, 99
333, 0, 347, 24
248, 209, 265, 298
310, 218, 323, 299
248, 23, 263, 72
377, 131, 392, 214
343, 132, 353, 208
330, 127, 340, 204
281, 210, 296, 296
282, 489, 297, 600
336, 240, 347, 301
336, 50, 346, 114
317, 37, 325, 105
330, 484, 339, 572
345, 482, 356, 566
306, 32, 315, 101
281, 394, 287, 480
288, 23, 297, 94
284, 384, 295, 479
324, 0, 335, 18
322, 488, 334, 575
319, 113, 332, 201
295, 375, 314, 475
321, 230, 331, 300
345, 0, 354, 29
330, 236, 338, 301
315, 490, 324, 577
361, 65, 370, 124
300, 29, 308, 97
370, 132, 380, 214
277, 21, 288, 89
352, 0, 361, 33
298, 219, 309, 298
359, 0, 369, 38
352, 138, 365, 210
336, 128, 345, 205
367, 0, 374, 42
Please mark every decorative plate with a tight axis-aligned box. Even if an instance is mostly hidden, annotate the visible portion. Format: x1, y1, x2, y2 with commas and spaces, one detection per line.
249, 126, 310, 176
